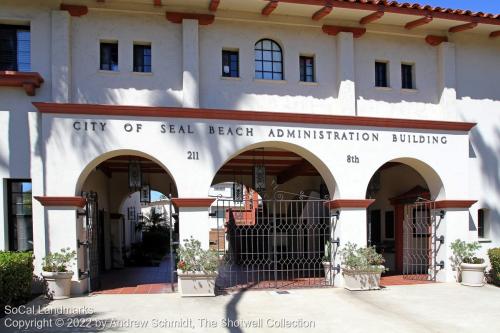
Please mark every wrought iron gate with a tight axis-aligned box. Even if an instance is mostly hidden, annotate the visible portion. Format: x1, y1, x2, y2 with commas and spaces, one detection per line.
83, 191, 101, 291
403, 199, 438, 281
212, 191, 334, 290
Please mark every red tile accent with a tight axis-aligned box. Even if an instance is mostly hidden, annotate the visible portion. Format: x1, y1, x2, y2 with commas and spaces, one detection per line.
32, 102, 477, 132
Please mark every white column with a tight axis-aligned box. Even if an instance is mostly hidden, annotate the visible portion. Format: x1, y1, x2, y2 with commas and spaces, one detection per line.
182, 19, 200, 108
29, 112, 47, 275
51, 10, 71, 103
435, 209, 471, 282
178, 207, 210, 249
45, 207, 86, 294
331, 207, 368, 287
0, 179, 7, 250
336, 32, 356, 115
437, 42, 457, 116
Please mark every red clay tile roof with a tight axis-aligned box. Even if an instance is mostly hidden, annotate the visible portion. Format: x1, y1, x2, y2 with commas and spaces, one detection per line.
333, 0, 499, 19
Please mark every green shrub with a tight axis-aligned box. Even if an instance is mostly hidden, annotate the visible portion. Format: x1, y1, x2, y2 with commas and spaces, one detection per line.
488, 248, 500, 284
339, 242, 386, 273
0, 251, 34, 308
142, 230, 170, 260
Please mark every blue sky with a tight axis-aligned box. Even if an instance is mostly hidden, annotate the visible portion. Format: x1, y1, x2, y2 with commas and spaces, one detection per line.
416, 0, 499, 13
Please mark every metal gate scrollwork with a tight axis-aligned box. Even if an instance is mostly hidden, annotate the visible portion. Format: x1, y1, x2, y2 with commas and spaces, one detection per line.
213, 190, 334, 290
403, 198, 440, 281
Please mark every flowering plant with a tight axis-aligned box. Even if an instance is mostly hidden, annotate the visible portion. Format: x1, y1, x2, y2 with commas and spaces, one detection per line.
176, 237, 218, 274
42, 247, 76, 272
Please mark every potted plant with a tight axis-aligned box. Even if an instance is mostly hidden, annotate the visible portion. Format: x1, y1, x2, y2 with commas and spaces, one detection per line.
339, 242, 386, 291
322, 240, 333, 285
450, 239, 487, 287
41, 247, 77, 299
176, 237, 218, 297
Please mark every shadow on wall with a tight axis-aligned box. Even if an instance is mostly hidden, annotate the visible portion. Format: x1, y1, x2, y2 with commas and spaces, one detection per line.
468, 126, 500, 239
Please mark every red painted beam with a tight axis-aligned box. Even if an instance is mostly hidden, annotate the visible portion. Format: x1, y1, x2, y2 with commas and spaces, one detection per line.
405, 15, 433, 30
359, 10, 384, 25
166, 12, 215, 25
209, 0, 220, 12
59, 4, 88, 17
489, 31, 500, 38
262, 0, 279, 16
312, 5, 333, 21
154, 0, 162, 7
322, 25, 366, 38
449, 22, 478, 33
33, 102, 477, 132
425, 35, 448, 46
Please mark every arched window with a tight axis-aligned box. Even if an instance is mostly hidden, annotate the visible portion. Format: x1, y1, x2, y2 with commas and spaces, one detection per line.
255, 39, 283, 80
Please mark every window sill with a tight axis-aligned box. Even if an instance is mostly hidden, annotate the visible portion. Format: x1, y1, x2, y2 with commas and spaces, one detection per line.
98, 70, 120, 74
220, 76, 241, 81
131, 71, 154, 76
299, 81, 319, 86
478, 238, 492, 243
253, 79, 287, 84
402, 88, 418, 93
374, 86, 392, 91
0, 71, 44, 96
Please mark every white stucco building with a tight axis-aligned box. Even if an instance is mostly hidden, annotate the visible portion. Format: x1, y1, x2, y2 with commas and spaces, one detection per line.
1, 0, 499, 294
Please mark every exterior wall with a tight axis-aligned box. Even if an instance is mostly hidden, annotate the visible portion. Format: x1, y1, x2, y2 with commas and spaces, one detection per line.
0, 1, 499, 290
199, 20, 340, 114
71, 10, 183, 106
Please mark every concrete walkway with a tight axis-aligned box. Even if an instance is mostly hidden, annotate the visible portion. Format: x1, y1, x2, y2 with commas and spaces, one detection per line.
2, 283, 499, 332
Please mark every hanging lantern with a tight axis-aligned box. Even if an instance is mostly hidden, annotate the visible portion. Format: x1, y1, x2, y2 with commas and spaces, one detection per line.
233, 182, 244, 202
128, 160, 142, 190
140, 184, 151, 203
253, 164, 266, 194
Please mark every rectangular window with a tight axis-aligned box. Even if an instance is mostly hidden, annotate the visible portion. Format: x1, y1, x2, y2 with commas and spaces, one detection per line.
478, 209, 485, 238
0, 24, 30, 71
100, 42, 118, 71
299, 56, 315, 82
7, 180, 33, 251
222, 50, 239, 78
401, 63, 415, 89
375, 61, 388, 87
369, 210, 381, 245
133, 44, 151, 73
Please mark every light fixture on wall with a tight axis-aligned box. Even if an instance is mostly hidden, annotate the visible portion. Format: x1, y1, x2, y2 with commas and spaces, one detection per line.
253, 148, 266, 194
140, 184, 151, 203
128, 159, 142, 191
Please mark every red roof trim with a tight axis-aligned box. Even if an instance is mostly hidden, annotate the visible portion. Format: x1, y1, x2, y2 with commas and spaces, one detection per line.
325, 199, 375, 209
34, 196, 87, 208
434, 200, 477, 209
312, 5, 333, 21
0, 71, 44, 96
171, 198, 216, 208
60, 4, 88, 17
32, 102, 477, 132
165, 12, 215, 25
209, 0, 220, 12
360, 10, 385, 25
425, 35, 448, 46
322, 25, 366, 38
278, 0, 500, 25
262, 0, 279, 16
405, 15, 433, 30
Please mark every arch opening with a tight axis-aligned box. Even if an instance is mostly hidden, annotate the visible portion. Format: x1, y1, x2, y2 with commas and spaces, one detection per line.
364, 158, 445, 281
208, 145, 337, 290
77, 152, 178, 294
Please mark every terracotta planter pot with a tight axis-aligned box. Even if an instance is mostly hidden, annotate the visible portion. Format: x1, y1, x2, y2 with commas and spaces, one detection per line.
177, 270, 217, 297
42, 271, 73, 299
460, 262, 487, 287
342, 266, 384, 291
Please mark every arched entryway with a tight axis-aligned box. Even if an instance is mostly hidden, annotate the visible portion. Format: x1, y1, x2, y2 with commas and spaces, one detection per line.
209, 145, 337, 290
365, 158, 445, 282
77, 152, 178, 294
